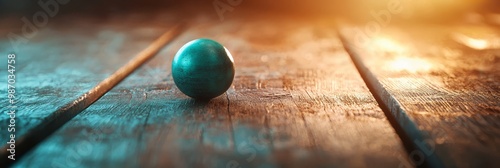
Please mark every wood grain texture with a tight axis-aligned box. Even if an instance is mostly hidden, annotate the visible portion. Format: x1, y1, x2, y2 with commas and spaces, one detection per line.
14, 15, 409, 167
340, 23, 500, 167
0, 14, 181, 165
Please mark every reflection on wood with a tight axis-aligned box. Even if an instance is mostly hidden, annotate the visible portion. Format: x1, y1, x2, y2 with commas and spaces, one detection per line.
340, 23, 500, 167
14, 15, 407, 167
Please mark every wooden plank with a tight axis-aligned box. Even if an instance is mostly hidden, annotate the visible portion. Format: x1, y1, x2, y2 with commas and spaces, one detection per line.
0, 15, 181, 165
339, 23, 500, 167
14, 15, 409, 167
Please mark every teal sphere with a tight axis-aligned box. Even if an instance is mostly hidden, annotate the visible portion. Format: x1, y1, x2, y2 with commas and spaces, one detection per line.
172, 38, 235, 99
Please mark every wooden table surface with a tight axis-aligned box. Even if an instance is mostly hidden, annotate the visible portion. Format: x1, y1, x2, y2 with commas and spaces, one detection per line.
0, 9, 499, 168
339, 23, 500, 167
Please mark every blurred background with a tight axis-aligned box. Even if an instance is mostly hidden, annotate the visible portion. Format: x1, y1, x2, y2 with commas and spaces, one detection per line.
0, 0, 499, 22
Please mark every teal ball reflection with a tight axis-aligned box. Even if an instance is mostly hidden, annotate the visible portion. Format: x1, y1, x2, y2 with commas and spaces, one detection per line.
172, 38, 235, 99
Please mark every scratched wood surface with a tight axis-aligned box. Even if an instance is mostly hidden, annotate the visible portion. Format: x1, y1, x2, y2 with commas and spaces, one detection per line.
12, 14, 409, 167
0, 14, 181, 163
340, 23, 500, 167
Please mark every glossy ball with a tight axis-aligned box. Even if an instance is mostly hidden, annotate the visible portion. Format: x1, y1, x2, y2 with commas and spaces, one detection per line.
172, 38, 235, 99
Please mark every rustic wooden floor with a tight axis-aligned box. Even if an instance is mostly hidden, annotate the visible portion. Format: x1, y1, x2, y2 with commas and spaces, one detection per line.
0, 10, 499, 168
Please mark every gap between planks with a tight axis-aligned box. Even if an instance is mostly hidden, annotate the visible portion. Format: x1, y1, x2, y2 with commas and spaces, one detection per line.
336, 27, 446, 168
0, 24, 184, 167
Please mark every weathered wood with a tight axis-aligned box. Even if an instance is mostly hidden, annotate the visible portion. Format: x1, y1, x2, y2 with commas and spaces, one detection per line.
2, 24, 181, 166
0, 15, 181, 165
14, 16, 409, 167
339, 23, 500, 167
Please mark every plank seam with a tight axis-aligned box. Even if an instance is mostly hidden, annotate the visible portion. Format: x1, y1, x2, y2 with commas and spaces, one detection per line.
0, 24, 183, 167
336, 27, 445, 168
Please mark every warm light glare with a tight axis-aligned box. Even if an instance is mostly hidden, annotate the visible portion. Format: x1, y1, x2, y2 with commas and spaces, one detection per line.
388, 57, 433, 73
374, 37, 407, 53
372, 37, 433, 73
352, 0, 485, 20
453, 34, 489, 50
